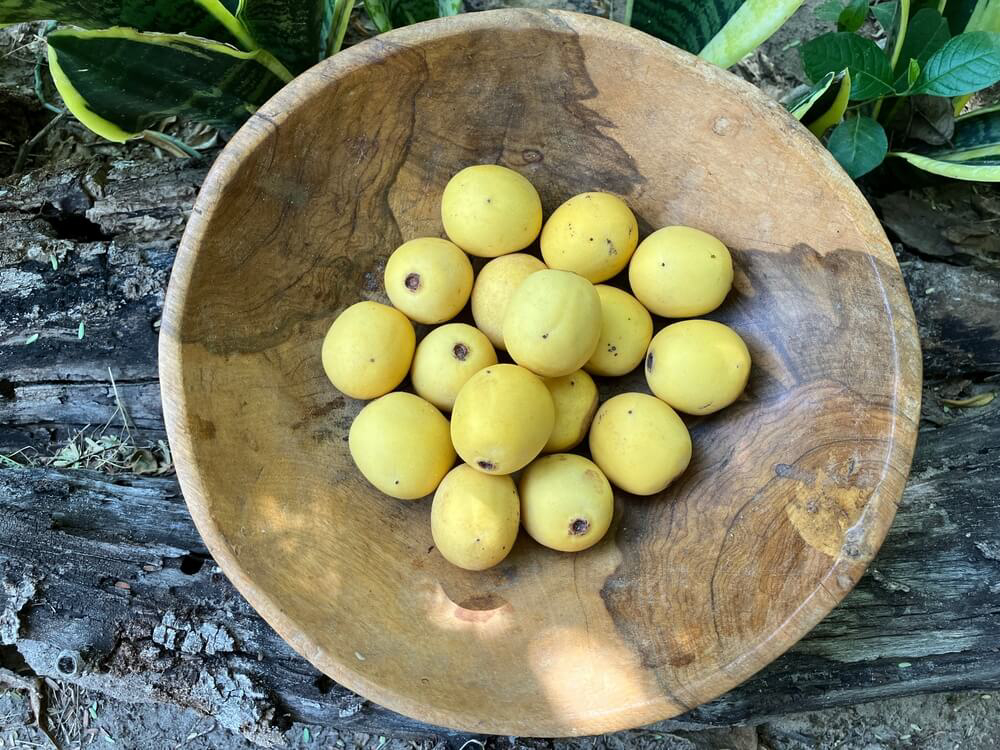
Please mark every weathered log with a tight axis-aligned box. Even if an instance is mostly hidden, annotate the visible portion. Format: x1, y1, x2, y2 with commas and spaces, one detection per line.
3, 148, 1000, 745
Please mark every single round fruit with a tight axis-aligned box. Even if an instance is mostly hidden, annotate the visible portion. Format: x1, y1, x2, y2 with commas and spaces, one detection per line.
589, 393, 691, 496
629, 226, 733, 317
645, 320, 751, 415
349, 392, 455, 500
321, 301, 414, 399
585, 285, 653, 376
542, 371, 598, 453
411, 323, 498, 411
431, 465, 520, 571
384, 237, 473, 324
451, 364, 555, 475
502, 269, 601, 378
519, 454, 613, 552
441, 165, 543, 257
471, 253, 546, 350
540, 192, 638, 282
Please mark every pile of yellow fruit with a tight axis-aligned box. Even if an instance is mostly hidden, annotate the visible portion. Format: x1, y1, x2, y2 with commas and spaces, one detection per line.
322, 165, 751, 571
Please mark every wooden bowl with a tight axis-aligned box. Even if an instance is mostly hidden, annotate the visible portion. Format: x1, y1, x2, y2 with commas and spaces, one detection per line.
161, 9, 922, 736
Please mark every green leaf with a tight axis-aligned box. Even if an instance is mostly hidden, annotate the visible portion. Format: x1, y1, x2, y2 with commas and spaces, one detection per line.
827, 115, 889, 177
816, 0, 847, 22
237, 0, 337, 73
873, 1, 900, 32
894, 7, 951, 75
913, 30, 1000, 94
838, 0, 870, 31
944, 0, 981, 34
891, 150, 1000, 178
800, 32, 896, 99
0, 0, 253, 49
326, 0, 352, 55
787, 71, 836, 117
437, 0, 461, 14
966, 0, 1000, 33
364, 0, 392, 32
631, 0, 805, 68
390, 0, 444, 26
47, 27, 291, 142
907, 56, 922, 85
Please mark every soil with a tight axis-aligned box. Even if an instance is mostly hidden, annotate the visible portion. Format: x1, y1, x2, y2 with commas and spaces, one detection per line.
3, 1, 1000, 748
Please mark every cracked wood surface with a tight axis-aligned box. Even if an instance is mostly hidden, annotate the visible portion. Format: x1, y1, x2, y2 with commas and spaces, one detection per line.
2, 67, 1000, 750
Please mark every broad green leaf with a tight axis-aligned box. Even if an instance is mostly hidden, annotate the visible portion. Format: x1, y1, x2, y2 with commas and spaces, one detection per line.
873, 0, 900, 32
913, 30, 1000, 94
238, 0, 336, 73
630, 0, 805, 68
807, 69, 852, 135
0, 0, 253, 48
838, 0, 870, 31
800, 32, 896, 99
47, 27, 291, 142
894, 7, 951, 75
364, 0, 391, 31
787, 71, 836, 118
891, 150, 1000, 178
816, 0, 846, 21
827, 115, 889, 177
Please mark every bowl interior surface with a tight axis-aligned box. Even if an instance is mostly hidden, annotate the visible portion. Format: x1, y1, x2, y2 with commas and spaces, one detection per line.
161, 9, 921, 736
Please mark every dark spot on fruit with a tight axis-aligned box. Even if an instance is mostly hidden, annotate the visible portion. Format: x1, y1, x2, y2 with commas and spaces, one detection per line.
628, 409, 633, 415
405, 273, 420, 291
394, 480, 399, 485
478, 460, 496, 471
369, 357, 375, 363
570, 380, 575, 386
542, 333, 549, 339
589, 237, 594, 242
453, 343, 469, 361
660, 262, 665, 267
486, 198, 492, 204
607, 239, 616, 255
646, 352, 654, 371
711, 253, 717, 258
570, 518, 590, 535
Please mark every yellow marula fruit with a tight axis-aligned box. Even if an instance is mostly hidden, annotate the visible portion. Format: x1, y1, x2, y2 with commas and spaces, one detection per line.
321, 301, 414, 400
451, 364, 555, 475
431, 465, 520, 571
645, 320, 751, 415
384, 237, 473, 324
585, 285, 653, 377
441, 165, 543, 258
470, 253, 546, 350
542, 370, 598, 453
629, 226, 733, 317
502, 269, 601, 378
540, 192, 638, 282
348, 392, 455, 500
520, 454, 613, 553
411, 323, 498, 411
589, 392, 691, 496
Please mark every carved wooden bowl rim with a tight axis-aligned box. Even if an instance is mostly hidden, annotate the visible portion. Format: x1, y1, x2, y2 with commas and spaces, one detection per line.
160, 8, 922, 737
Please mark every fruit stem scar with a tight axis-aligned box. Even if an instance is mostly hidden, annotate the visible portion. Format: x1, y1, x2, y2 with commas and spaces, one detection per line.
570, 518, 589, 535
452, 343, 470, 361
404, 273, 421, 291
646, 352, 654, 371
477, 460, 496, 471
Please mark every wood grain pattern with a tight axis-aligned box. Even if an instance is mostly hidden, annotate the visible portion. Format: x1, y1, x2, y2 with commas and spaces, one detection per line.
159, 9, 922, 736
